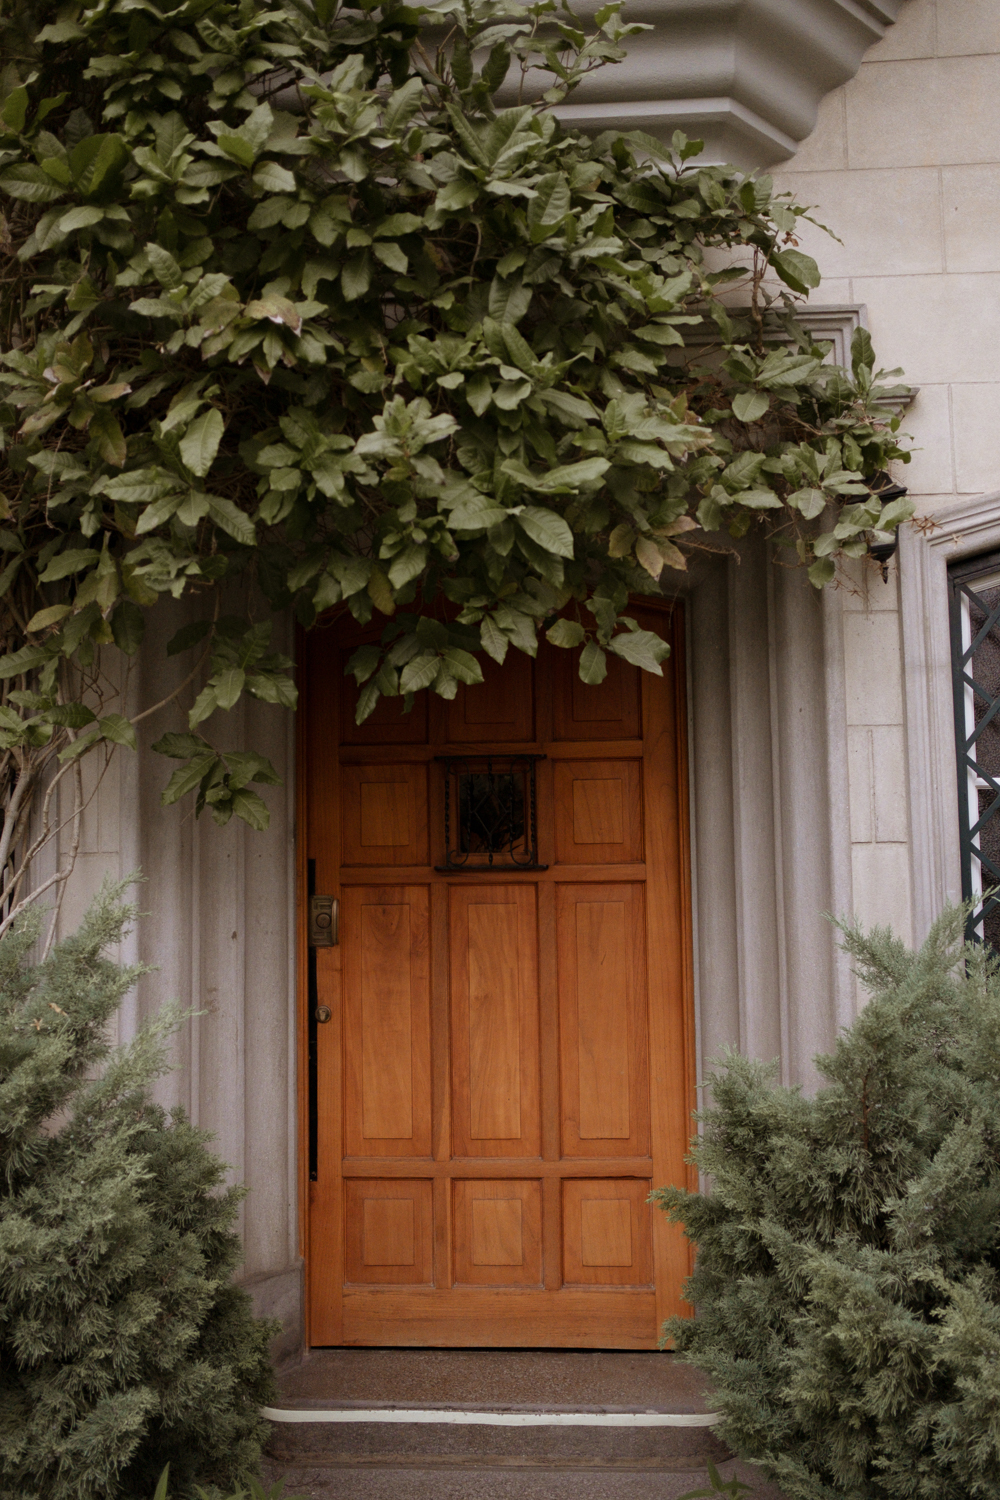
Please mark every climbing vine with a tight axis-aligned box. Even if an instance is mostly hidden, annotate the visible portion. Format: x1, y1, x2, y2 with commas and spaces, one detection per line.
0, 0, 910, 926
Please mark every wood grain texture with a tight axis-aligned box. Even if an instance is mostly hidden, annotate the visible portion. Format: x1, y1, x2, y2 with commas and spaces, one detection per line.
343, 885, 431, 1158
554, 760, 643, 865
562, 1178, 653, 1287
553, 647, 641, 741
341, 1287, 657, 1347
636, 603, 697, 1333
345, 1179, 433, 1285
341, 763, 428, 866
453, 1179, 542, 1286
450, 884, 540, 1158
557, 882, 649, 1158
304, 604, 691, 1349
447, 650, 534, 743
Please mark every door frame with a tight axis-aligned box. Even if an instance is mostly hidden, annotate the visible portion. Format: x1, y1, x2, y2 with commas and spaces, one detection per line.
295, 597, 697, 1347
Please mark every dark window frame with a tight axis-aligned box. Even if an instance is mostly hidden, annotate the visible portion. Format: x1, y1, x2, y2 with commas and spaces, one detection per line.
949, 551, 1000, 945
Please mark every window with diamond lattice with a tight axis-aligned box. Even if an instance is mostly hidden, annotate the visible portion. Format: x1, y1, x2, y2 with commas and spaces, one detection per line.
950, 554, 1000, 947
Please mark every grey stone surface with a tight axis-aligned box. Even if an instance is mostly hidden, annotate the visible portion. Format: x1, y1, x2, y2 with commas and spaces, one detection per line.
262, 1455, 789, 1499
265, 1421, 730, 1466
274, 1349, 713, 1412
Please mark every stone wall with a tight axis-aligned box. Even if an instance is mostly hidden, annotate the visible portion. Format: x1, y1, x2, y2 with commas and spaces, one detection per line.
773, 0, 1000, 966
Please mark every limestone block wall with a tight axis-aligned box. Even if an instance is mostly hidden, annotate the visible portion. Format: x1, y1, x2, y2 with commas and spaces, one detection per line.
772, 0, 1000, 960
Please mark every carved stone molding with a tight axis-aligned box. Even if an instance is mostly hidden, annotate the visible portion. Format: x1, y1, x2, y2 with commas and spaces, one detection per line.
551, 0, 904, 170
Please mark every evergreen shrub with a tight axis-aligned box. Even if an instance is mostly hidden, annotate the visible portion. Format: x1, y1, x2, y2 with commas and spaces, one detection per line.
0, 883, 277, 1500
657, 909, 1000, 1500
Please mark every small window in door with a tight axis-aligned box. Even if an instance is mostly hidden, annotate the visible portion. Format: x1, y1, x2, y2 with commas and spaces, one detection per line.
950, 553, 1000, 946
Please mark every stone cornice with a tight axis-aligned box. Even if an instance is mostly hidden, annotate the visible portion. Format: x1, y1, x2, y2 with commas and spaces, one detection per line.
551, 0, 904, 170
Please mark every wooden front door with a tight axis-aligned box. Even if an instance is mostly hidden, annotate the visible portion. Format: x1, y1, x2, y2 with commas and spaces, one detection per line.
300, 601, 694, 1347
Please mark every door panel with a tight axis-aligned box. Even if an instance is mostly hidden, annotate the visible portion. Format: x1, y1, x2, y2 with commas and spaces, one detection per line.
345, 1179, 434, 1285
342, 886, 431, 1158
557, 883, 649, 1158
450, 884, 540, 1158
303, 601, 694, 1347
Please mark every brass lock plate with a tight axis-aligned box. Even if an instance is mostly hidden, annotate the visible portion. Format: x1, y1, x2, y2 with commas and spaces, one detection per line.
309, 894, 339, 947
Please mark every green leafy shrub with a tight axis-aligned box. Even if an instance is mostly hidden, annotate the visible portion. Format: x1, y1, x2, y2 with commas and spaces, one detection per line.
657, 909, 1000, 1500
0, 0, 910, 837
151, 1467, 304, 1500
0, 882, 276, 1500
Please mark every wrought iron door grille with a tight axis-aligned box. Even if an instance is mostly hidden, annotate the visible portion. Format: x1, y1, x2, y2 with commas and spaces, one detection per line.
949, 554, 1000, 947
435, 755, 547, 871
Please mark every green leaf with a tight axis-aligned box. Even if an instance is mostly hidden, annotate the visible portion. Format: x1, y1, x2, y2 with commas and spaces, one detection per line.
851, 325, 875, 379
608, 628, 670, 675
517, 507, 575, 559
578, 639, 607, 685
161, 753, 219, 804
99, 712, 137, 749
213, 667, 245, 709
400, 653, 441, 694
111, 600, 145, 654
0, 644, 49, 678
546, 618, 586, 649
146, 240, 184, 291
180, 409, 224, 477
2, 87, 29, 133
166, 620, 211, 656
342, 251, 372, 301
789, 488, 827, 520
90, 408, 126, 467
207, 496, 256, 547
732, 391, 769, 424
39, 549, 99, 582
808, 556, 836, 588
0, 163, 66, 202
488, 274, 531, 326
188, 685, 218, 729
26, 604, 72, 632
878, 497, 914, 530
441, 648, 483, 685
355, 679, 381, 725
153, 731, 211, 758
480, 615, 509, 665
771, 248, 821, 294
231, 786, 270, 830
253, 161, 297, 194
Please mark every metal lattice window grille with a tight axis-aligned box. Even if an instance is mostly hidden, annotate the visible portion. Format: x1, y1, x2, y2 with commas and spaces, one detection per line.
949, 553, 1000, 947
435, 755, 548, 872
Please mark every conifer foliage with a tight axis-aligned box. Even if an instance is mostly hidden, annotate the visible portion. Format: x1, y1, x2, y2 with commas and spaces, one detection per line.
0, 883, 276, 1500
657, 910, 1000, 1500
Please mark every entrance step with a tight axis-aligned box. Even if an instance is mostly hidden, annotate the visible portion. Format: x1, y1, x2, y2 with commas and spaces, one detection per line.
262, 1351, 789, 1499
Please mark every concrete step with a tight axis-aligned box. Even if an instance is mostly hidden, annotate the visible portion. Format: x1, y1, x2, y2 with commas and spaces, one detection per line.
263, 1351, 789, 1499
262, 1455, 784, 1499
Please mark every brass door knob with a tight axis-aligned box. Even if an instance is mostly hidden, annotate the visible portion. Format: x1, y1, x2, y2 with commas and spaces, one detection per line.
315, 1005, 332, 1024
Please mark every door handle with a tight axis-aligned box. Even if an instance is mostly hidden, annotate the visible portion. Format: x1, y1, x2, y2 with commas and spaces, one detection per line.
309, 894, 339, 947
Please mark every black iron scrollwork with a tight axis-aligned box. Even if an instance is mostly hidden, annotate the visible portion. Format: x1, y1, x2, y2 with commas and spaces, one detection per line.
435, 755, 547, 871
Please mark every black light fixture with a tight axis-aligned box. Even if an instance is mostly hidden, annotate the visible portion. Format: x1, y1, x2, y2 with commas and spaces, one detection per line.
865, 470, 908, 583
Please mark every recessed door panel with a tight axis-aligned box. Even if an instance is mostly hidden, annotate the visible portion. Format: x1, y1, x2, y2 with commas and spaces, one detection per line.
343, 886, 431, 1157
557, 883, 649, 1157
345, 1179, 433, 1284
554, 760, 643, 864
553, 649, 641, 741
450, 884, 540, 1158
453, 1179, 542, 1286
448, 651, 535, 743
562, 1179, 653, 1287
342, 764, 429, 866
